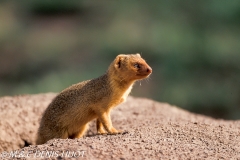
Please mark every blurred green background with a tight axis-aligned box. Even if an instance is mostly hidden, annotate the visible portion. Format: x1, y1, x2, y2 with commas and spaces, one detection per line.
0, 1, 240, 119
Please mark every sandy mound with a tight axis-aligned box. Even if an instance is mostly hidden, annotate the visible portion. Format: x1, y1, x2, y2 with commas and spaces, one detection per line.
0, 93, 239, 159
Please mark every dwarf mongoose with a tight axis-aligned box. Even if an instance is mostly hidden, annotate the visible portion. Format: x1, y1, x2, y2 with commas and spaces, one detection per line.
36, 53, 152, 144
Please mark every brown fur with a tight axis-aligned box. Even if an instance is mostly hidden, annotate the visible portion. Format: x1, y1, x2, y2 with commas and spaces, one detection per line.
36, 53, 152, 144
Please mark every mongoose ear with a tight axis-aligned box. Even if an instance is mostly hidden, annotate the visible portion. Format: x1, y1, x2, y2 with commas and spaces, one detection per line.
114, 54, 127, 69
136, 53, 141, 57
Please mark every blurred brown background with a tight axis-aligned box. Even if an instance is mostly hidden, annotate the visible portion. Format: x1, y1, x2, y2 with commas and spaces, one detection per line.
0, 1, 240, 119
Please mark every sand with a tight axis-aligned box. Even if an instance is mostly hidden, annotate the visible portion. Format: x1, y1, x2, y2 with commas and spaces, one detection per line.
0, 93, 239, 159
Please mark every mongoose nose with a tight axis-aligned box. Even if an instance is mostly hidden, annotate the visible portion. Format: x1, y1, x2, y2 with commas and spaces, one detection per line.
147, 67, 152, 73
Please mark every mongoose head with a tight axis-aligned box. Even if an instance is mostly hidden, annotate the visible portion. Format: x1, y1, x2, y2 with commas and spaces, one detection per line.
111, 53, 152, 82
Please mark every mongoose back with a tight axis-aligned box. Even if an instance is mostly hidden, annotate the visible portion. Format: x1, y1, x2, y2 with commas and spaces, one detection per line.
36, 53, 152, 144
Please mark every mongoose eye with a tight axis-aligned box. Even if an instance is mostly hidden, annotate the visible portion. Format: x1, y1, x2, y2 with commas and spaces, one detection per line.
134, 63, 141, 69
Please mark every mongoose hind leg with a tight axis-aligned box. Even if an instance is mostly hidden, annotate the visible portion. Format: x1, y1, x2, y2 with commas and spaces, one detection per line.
69, 124, 88, 139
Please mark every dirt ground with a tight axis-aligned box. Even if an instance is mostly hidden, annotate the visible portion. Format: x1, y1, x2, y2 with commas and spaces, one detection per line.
0, 93, 240, 159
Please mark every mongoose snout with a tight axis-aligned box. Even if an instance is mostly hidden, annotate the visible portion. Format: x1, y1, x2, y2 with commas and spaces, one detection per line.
36, 53, 152, 144
146, 67, 152, 73
134, 61, 152, 77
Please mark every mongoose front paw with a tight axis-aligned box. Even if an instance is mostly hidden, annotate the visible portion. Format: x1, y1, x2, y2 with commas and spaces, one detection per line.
97, 130, 107, 135
108, 128, 124, 135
